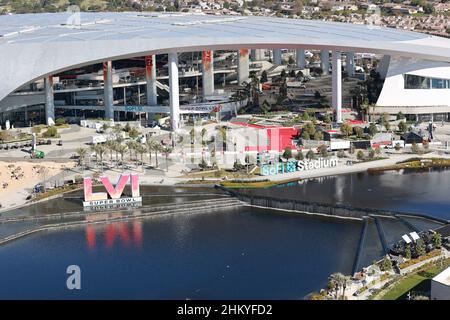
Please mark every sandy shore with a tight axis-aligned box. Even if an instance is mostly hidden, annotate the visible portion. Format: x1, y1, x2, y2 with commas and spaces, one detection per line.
0, 161, 75, 212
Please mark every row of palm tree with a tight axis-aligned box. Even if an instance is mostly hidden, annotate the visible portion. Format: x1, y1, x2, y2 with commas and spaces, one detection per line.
76, 138, 173, 173
328, 273, 352, 300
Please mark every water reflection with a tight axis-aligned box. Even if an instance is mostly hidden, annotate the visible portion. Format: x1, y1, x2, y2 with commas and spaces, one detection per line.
85, 221, 143, 250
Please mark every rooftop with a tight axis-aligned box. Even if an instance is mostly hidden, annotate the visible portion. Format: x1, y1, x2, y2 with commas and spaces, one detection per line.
0, 12, 428, 44
2, 12, 450, 104
433, 266, 450, 286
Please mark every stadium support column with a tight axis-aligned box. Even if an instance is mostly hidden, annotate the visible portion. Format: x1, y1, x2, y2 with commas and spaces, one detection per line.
273, 49, 282, 65
251, 49, 265, 61
237, 49, 250, 85
346, 52, 355, 77
145, 55, 157, 106
44, 76, 55, 125
103, 60, 114, 121
321, 50, 329, 75
332, 51, 342, 124
168, 52, 180, 130
296, 49, 306, 69
202, 50, 214, 97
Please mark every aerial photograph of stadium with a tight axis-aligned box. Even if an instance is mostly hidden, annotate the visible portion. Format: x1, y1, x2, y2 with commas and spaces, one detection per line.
2, 0, 450, 306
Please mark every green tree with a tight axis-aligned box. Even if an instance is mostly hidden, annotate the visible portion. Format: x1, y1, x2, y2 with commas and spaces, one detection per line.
415, 239, 426, 257
42, 126, 58, 138
261, 100, 271, 114
398, 121, 407, 134
353, 126, 364, 138
318, 144, 328, 157
368, 148, 375, 159
116, 144, 128, 171
341, 123, 352, 137
162, 146, 173, 172
145, 139, 155, 166
301, 130, 310, 140
296, 151, 304, 160
135, 143, 147, 172
379, 255, 392, 271
328, 273, 342, 300
260, 70, 268, 83
304, 122, 316, 137
313, 131, 323, 141
126, 140, 136, 163
433, 233, 442, 249
405, 245, 411, 259
288, 55, 295, 65
128, 127, 141, 139
356, 150, 365, 161
306, 149, 315, 159
283, 147, 292, 159
396, 111, 405, 120
76, 147, 87, 171
55, 118, 66, 126
368, 123, 378, 137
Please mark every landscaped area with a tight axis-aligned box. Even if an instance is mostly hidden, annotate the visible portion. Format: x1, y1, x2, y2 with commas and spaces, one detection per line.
380, 259, 450, 300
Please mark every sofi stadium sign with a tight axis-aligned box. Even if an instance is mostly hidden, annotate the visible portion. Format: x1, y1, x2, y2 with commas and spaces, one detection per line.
83, 173, 142, 208
260, 158, 339, 176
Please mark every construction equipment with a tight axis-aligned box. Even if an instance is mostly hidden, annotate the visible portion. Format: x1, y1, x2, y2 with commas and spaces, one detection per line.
31, 150, 45, 159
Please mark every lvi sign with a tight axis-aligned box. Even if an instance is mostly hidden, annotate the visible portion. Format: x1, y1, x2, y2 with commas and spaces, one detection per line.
83, 173, 142, 208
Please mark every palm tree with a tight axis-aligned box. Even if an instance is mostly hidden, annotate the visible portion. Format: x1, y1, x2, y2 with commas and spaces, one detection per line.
116, 144, 128, 171
113, 123, 122, 136
218, 126, 227, 151
126, 140, 136, 164
341, 276, 351, 299
328, 273, 346, 300
145, 139, 155, 166
90, 144, 98, 169
250, 73, 260, 106
135, 143, 147, 172
154, 142, 161, 168
201, 128, 207, 161
96, 144, 106, 172
76, 147, 87, 172
162, 146, 173, 172
105, 140, 115, 167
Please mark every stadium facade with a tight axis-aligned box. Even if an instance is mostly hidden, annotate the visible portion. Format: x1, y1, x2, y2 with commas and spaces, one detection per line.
2, 12, 450, 128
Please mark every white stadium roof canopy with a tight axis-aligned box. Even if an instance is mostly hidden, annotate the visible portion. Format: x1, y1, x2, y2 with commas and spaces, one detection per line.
2, 12, 450, 102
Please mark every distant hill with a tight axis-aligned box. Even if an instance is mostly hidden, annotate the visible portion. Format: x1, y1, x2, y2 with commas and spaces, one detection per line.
0, 0, 157, 14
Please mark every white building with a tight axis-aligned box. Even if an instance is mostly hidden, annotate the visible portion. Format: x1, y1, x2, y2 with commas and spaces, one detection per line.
431, 266, 450, 300
373, 56, 450, 122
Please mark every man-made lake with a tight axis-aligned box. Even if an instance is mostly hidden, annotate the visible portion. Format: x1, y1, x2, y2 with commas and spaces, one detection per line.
0, 169, 448, 299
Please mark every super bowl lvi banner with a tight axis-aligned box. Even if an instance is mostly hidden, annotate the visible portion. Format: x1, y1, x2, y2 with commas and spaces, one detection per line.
83, 173, 141, 208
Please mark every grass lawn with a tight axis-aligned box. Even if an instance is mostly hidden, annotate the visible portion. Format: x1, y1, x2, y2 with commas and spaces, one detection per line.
381, 266, 443, 300
381, 274, 429, 300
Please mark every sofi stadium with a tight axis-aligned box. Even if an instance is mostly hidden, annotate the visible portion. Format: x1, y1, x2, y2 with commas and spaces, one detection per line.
2, 11, 450, 129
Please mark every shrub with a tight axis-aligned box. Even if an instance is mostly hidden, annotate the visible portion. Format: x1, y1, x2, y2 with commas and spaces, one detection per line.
379, 256, 393, 271
306, 149, 315, 159
31, 126, 42, 134
356, 150, 365, 160
42, 126, 58, 138
317, 144, 328, 157
55, 118, 66, 126
283, 147, 292, 159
